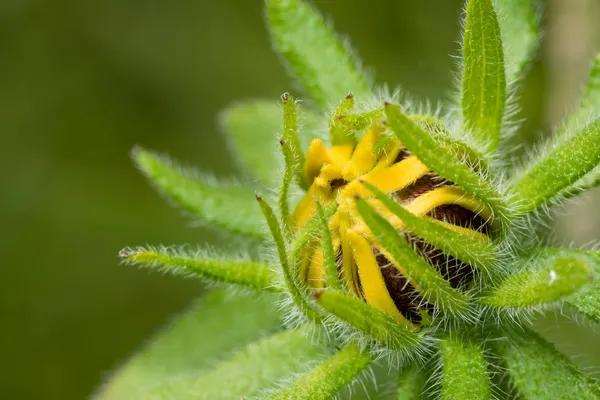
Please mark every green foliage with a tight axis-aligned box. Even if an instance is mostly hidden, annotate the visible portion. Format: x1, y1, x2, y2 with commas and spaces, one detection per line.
134, 148, 264, 238
493, 328, 600, 399
265, 0, 371, 107
144, 328, 323, 399
356, 198, 470, 317
120, 246, 280, 292
113, 0, 600, 399
316, 291, 422, 352
462, 0, 507, 151
439, 336, 491, 400
481, 249, 596, 309
262, 344, 372, 400
97, 290, 283, 399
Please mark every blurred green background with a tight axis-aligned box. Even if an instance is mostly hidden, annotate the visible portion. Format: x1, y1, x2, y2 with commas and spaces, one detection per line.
1, 0, 599, 398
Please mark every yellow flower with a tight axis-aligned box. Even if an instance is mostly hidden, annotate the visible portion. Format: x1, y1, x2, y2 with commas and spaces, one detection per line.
293, 120, 495, 328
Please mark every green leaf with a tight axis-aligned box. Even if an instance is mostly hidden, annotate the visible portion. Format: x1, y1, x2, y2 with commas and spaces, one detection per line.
257, 194, 322, 321
356, 198, 470, 318
282, 94, 307, 186
143, 327, 325, 400
119, 246, 280, 292
262, 344, 372, 400
361, 181, 497, 272
384, 103, 511, 227
278, 137, 295, 238
265, 0, 371, 107
462, 0, 507, 151
133, 148, 264, 239
567, 252, 600, 323
96, 290, 283, 400
316, 202, 343, 292
396, 365, 425, 400
481, 248, 595, 309
493, 0, 541, 84
440, 336, 491, 400
315, 290, 422, 353
220, 100, 320, 186
511, 118, 600, 213
492, 327, 600, 399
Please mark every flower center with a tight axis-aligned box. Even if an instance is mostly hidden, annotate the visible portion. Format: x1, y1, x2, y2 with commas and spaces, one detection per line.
293, 124, 493, 326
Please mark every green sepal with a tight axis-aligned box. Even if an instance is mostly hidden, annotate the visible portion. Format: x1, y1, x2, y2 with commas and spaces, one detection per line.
439, 335, 491, 400
261, 344, 372, 400
361, 181, 497, 272
119, 246, 280, 292
315, 290, 422, 353
142, 327, 325, 399
257, 193, 322, 321
493, 0, 541, 84
291, 203, 337, 261
492, 327, 600, 399
133, 148, 264, 239
316, 202, 343, 292
567, 252, 600, 323
511, 118, 600, 214
96, 290, 283, 399
282, 94, 307, 186
462, 0, 507, 151
395, 365, 425, 400
384, 103, 511, 227
278, 137, 295, 239
481, 248, 595, 309
356, 198, 471, 318
265, 0, 371, 107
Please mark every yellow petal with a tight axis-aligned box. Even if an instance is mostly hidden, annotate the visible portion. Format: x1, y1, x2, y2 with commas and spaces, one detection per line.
307, 245, 325, 289
304, 139, 330, 185
293, 183, 330, 228
337, 208, 361, 297
342, 128, 381, 181
327, 144, 354, 171
346, 229, 409, 324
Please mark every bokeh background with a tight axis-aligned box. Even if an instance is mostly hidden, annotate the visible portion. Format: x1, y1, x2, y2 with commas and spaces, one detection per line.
2, 0, 600, 398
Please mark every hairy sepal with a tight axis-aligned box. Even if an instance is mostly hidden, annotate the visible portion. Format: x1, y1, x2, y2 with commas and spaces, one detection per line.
356, 198, 471, 319
120, 246, 281, 292
567, 251, 600, 323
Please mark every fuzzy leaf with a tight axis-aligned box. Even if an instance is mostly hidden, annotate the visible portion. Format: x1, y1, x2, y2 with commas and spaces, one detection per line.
278, 137, 295, 238
493, 0, 540, 84
120, 246, 280, 292
568, 252, 600, 323
462, 0, 507, 150
96, 290, 283, 400
362, 181, 497, 271
143, 327, 325, 400
257, 194, 322, 321
134, 148, 264, 238
266, 0, 371, 107
481, 248, 595, 309
282, 94, 307, 186
356, 198, 470, 317
316, 202, 343, 291
384, 103, 510, 226
493, 327, 600, 399
440, 336, 491, 400
396, 365, 426, 400
511, 118, 600, 213
291, 203, 337, 261
315, 291, 422, 353
262, 344, 372, 400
